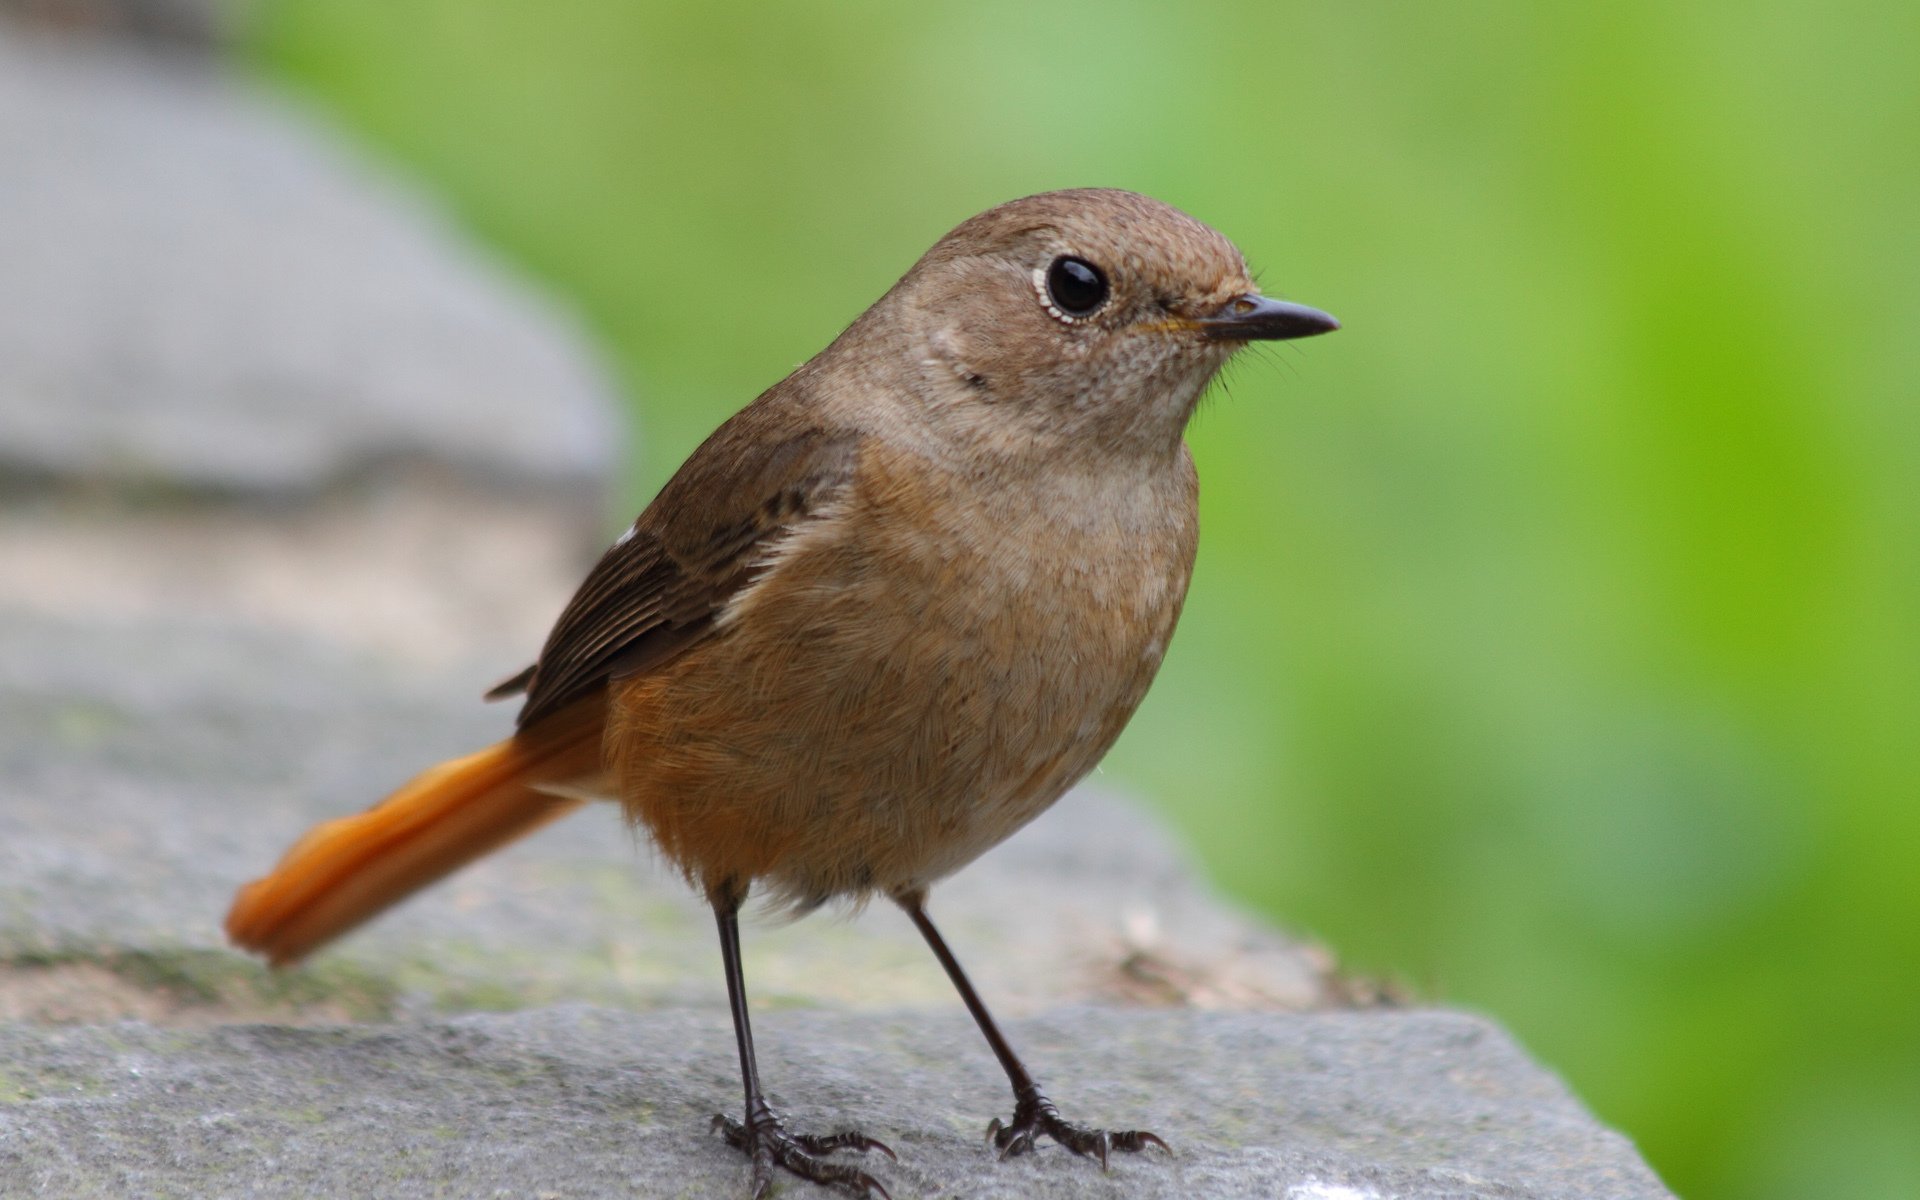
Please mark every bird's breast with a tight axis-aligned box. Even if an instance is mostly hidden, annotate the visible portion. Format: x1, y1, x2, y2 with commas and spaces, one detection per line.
614, 445, 1198, 904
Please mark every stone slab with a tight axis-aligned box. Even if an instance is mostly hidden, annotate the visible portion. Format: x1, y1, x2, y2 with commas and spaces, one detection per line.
0, 1005, 1673, 1199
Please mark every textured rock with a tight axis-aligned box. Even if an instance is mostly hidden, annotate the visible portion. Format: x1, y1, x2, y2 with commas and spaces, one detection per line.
0, 20, 622, 501
0, 1006, 1672, 1199
0, 607, 1669, 1196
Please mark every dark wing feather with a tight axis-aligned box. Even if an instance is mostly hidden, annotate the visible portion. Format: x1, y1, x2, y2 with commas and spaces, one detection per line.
495, 416, 859, 729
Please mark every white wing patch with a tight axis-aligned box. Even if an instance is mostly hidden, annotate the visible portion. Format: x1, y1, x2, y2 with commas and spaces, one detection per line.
714, 486, 856, 631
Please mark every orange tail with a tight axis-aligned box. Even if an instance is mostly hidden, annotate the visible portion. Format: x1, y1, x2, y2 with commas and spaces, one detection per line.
226, 698, 606, 966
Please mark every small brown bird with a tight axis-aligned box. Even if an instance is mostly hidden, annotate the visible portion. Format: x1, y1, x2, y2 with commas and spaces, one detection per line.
226, 188, 1337, 1197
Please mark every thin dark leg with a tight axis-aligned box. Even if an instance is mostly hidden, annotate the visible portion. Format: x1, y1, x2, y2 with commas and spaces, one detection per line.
898, 893, 1038, 1097
899, 892, 1168, 1166
715, 890, 771, 1130
710, 887, 895, 1199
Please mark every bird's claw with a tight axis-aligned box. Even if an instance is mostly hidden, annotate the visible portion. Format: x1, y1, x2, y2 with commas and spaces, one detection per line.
715, 1112, 895, 1199
985, 1092, 1168, 1168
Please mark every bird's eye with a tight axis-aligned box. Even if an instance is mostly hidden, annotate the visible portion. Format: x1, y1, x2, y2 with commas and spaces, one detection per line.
1043, 256, 1109, 319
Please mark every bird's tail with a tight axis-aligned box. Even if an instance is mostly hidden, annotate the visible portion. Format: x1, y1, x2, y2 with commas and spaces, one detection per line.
225, 698, 606, 967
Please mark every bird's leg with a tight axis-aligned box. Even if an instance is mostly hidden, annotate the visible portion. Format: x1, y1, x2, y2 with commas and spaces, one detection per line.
897, 892, 1169, 1166
710, 885, 895, 1199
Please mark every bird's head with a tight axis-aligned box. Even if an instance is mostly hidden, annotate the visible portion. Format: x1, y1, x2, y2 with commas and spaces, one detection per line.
848, 189, 1337, 462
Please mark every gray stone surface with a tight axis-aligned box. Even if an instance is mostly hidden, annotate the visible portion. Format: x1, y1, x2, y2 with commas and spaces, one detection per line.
0, 1006, 1670, 1199
0, 608, 1670, 1198
0, 20, 622, 500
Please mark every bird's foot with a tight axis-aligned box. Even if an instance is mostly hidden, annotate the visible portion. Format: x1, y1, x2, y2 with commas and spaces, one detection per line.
714, 1111, 896, 1199
985, 1090, 1168, 1167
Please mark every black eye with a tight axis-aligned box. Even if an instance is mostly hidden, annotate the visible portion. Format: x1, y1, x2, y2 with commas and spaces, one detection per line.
1045, 256, 1109, 317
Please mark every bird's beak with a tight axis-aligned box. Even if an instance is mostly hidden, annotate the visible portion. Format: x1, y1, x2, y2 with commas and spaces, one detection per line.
1195, 294, 1340, 342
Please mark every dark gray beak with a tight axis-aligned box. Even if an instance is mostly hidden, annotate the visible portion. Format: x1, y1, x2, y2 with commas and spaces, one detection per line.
1196, 294, 1340, 342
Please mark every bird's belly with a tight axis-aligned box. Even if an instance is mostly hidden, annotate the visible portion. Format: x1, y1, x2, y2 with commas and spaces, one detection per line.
609, 477, 1192, 907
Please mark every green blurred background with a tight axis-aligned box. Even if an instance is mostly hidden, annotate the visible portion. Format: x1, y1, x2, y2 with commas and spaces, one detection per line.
239, 3, 1919, 1197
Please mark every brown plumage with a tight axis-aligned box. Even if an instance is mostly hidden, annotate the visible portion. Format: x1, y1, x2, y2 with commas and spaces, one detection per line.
226, 188, 1337, 1198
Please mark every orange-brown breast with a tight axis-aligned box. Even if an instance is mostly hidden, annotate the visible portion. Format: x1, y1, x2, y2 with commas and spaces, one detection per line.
608, 438, 1198, 909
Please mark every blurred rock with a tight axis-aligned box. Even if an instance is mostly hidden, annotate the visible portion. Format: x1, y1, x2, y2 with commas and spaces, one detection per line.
0, 0, 241, 49
0, 482, 594, 668
0, 19, 622, 504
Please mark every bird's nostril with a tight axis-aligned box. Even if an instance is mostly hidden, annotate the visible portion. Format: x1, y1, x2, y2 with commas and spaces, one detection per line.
1230, 296, 1258, 317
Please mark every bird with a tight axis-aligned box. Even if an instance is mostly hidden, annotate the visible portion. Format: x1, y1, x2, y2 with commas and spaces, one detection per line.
225, 187, 1338, 1198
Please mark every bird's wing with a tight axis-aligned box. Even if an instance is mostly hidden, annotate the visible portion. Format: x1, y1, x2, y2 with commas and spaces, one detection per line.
490, 410, 860, 730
